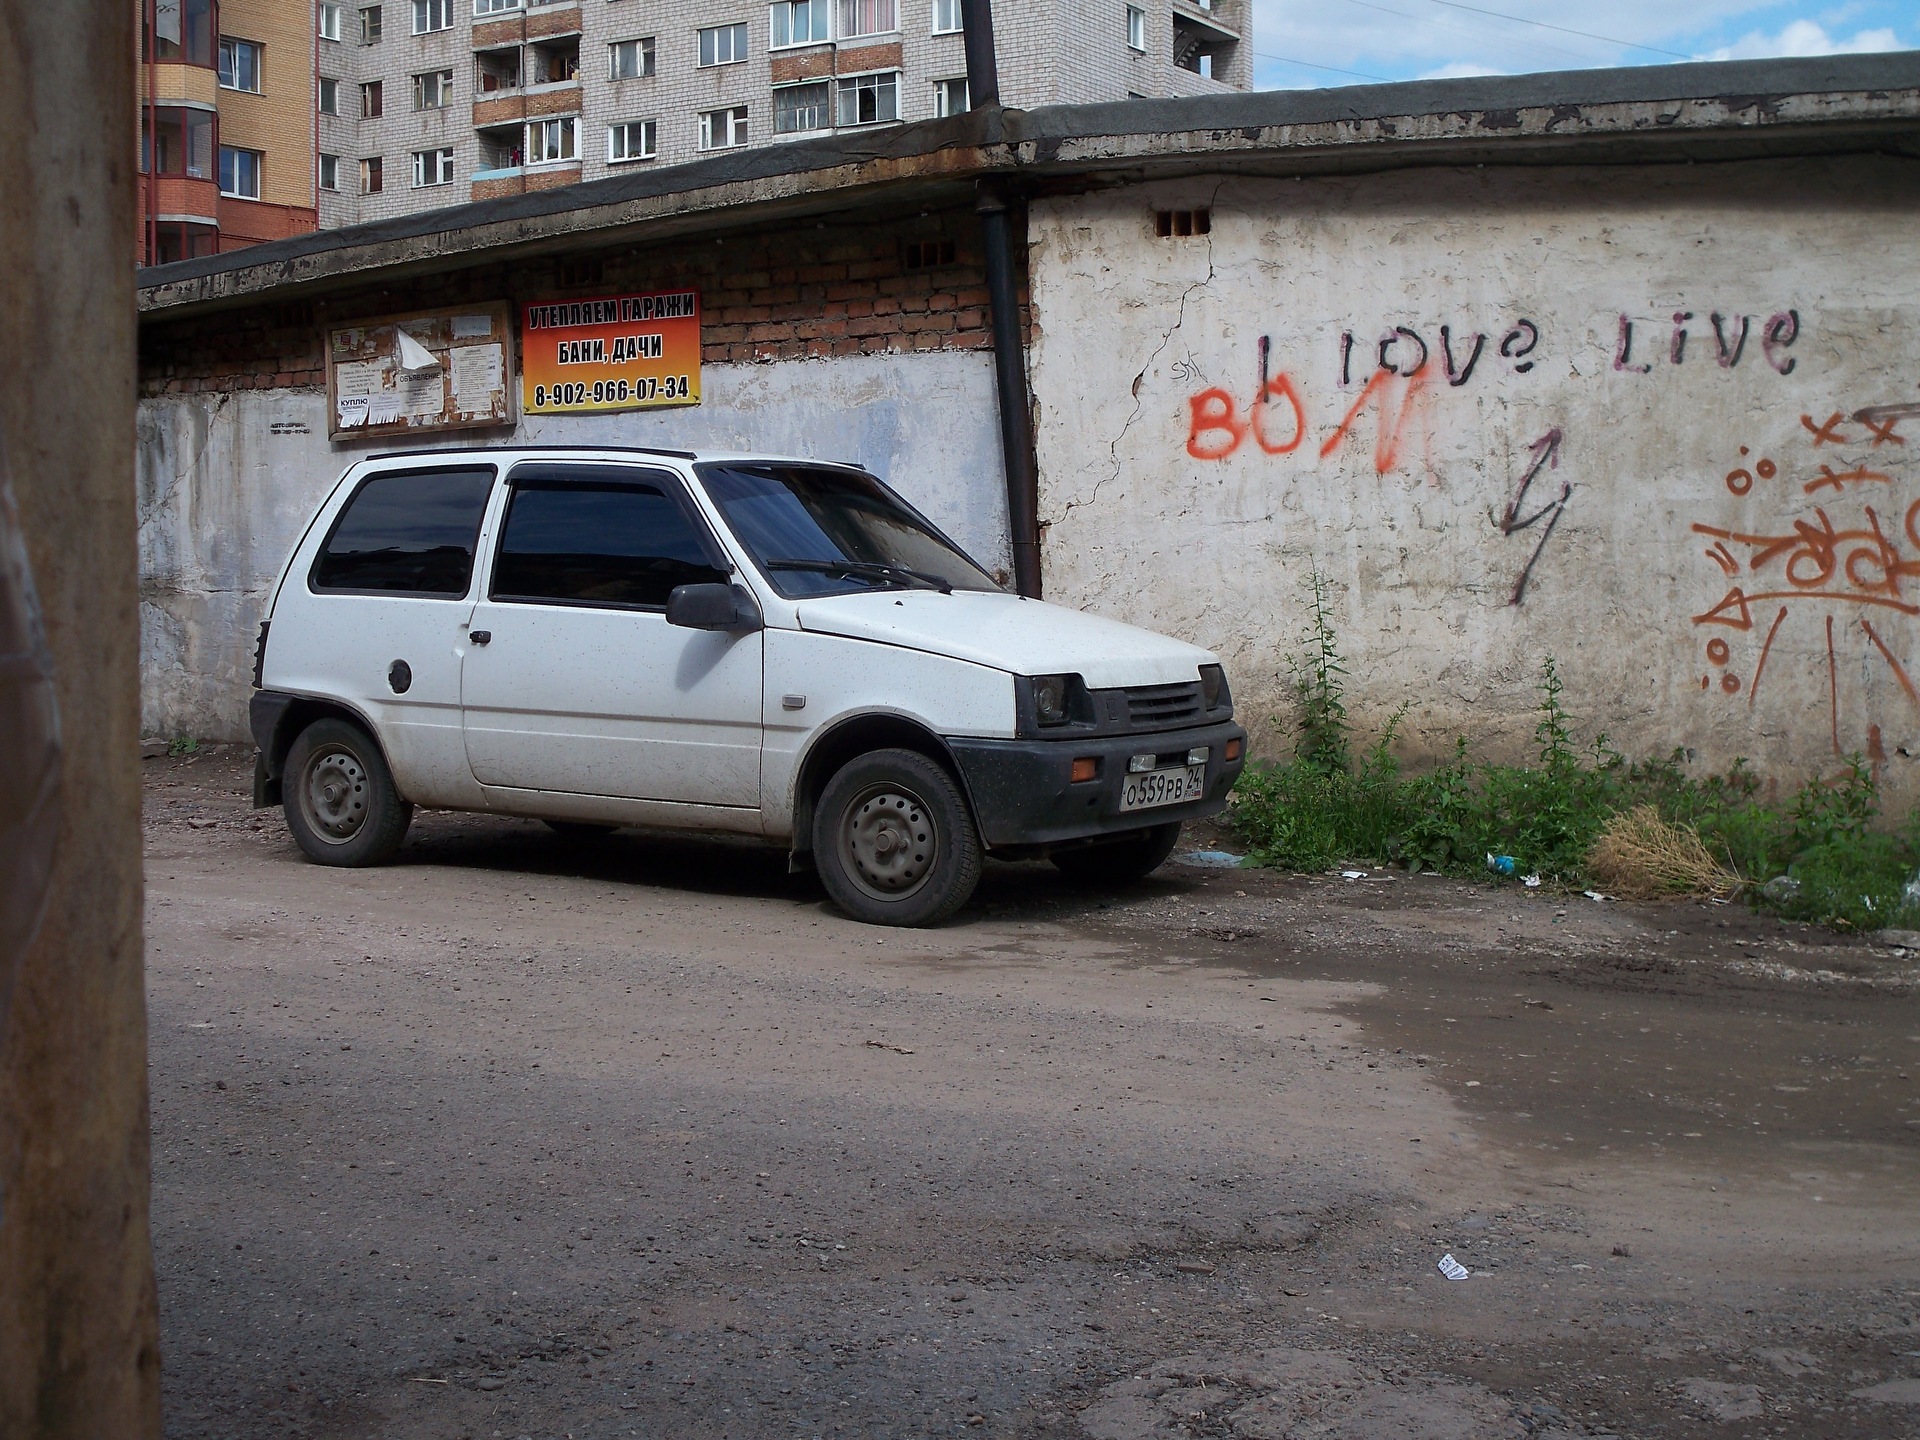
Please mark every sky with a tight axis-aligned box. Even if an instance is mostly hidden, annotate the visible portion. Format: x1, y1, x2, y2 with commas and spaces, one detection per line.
1247, 0, 1916, 89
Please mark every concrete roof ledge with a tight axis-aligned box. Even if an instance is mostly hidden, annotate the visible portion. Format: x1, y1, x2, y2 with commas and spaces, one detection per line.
138, 51, 1920, 317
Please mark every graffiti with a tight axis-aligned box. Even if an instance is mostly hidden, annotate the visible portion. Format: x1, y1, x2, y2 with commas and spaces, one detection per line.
1690, 399, 1920, 751
1337, 319, 1536, 388
1614, 309, 1798, 374
1492, 428, 1570, 606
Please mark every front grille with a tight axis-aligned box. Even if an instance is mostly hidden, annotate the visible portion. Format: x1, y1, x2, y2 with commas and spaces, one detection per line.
1124, 681, 1203, 729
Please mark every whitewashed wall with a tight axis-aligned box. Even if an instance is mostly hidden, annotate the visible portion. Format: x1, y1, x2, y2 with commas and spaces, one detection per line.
1028, 157, 1920, 799
137, 348, 1007, 740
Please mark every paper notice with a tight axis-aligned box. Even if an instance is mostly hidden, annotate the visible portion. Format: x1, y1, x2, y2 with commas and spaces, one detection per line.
450, 344, 504, 412
366, 393, 404, 426
399, 368, 446, 420
334, 358, 386, 399
451, 313, 494, 340
335, 395, 370, 428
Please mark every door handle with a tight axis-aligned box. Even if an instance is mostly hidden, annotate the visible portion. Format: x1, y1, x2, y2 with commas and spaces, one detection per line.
469, 630, 492, 646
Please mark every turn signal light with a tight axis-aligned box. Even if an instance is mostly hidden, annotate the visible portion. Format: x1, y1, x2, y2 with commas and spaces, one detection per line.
1071, 757, 1099, 783
1225, 738, 1243, 761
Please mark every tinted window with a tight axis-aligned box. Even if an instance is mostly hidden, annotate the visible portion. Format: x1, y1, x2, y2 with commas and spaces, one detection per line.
311, 467, 494, 595
491, 468, 727, 608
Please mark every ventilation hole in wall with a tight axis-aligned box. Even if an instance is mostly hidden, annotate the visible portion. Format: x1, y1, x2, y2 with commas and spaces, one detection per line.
1154, 208, 1211, 238
558, 256, 605, 288
902, 239, 958, 270
272, 302, 315, 330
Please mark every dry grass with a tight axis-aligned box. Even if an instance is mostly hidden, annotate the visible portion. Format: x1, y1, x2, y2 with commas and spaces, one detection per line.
1586, 805, 1742, 900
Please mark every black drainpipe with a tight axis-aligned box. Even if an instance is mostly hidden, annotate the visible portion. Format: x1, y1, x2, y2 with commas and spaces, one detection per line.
961, 0, 1043, 598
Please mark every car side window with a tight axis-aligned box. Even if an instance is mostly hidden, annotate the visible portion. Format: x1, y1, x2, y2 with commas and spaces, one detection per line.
490, 465, 728, 610
310, 466, 495, 596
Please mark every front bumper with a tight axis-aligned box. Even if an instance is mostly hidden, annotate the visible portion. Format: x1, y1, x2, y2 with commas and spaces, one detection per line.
948, 719, 1246, 850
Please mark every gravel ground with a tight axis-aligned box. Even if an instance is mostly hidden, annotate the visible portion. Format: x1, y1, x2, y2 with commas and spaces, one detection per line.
144, 748, 1920, 1439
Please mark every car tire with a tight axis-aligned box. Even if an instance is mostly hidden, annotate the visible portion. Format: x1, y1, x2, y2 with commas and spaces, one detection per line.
543, 819, 618, 838
1050, 821, 1183, 883
283, 718, 412, 867
813, 748, 982, 927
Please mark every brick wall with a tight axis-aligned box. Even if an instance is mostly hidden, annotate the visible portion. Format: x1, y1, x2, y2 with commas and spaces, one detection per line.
139, 204, 1026, 396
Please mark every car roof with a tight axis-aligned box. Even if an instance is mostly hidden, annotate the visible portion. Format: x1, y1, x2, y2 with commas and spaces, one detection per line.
358, 445, 864, 469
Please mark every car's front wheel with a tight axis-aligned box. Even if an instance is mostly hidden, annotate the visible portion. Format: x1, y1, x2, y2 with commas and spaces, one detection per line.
813, 749, 982, 927
283, 717, 412, 867
1050, 821, 1183, 882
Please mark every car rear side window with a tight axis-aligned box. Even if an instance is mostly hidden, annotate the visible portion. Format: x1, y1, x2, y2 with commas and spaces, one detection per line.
311, 467, 495, 596
490, 466, 728, 609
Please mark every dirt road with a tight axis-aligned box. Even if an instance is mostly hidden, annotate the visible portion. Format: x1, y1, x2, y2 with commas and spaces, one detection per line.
145, 750, 1920, 1438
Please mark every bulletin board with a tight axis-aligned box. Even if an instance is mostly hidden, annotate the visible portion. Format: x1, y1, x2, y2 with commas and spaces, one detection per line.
325, 302, 517, 441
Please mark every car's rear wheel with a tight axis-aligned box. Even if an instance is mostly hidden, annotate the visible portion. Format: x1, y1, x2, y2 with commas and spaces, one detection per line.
813, 749, 981, 927
283, 718, 411, 867
1050, 821, 1183, 882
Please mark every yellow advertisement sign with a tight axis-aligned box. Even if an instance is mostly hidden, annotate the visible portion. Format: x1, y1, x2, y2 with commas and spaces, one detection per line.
520, 291, 702, 415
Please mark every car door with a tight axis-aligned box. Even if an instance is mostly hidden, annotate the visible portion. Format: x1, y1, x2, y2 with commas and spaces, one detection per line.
459, 461, 764, 809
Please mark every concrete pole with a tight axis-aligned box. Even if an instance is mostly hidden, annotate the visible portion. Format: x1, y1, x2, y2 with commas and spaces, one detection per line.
0, 0, 161, 1434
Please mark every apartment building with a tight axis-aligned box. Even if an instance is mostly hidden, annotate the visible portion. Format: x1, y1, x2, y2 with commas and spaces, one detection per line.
138, 0, 320, 263
312, 0, 1251, 225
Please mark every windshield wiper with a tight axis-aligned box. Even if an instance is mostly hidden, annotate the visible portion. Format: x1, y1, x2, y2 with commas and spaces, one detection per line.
764, 558, 953, 594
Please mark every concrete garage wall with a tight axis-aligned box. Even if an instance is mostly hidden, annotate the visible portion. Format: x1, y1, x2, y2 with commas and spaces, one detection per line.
137, 348, 1006, 741
1029, 156, 1920, 800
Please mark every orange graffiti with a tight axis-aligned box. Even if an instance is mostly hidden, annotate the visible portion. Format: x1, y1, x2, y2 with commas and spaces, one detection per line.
1185, 387, 1243, 461
1250, 372, 1307, 455
1317, 368, 1432, 475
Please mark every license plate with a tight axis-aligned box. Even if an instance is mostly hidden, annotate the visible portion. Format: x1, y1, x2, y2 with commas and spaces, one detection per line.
1119, 764, 1206, 812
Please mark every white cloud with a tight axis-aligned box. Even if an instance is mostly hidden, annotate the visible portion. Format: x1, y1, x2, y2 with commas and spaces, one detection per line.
1704, 21, 1903, 60
1417, 61, 1509, 80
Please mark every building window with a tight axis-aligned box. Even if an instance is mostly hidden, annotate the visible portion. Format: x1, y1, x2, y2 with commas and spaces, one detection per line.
699, 105, 749, 149
360, 156, 384, 193
151, 0, 215, 65
319, 2, 343, 41
773, 80, 830, 134
318, 76, 340, 113
319, 153, 341, 189
697, 22, 749, 66
526, 116, 578, 164
473, 0, 523, 14
412, 147, 455, 185
360, 5, 383, 42
836, 70, 897, 126
770, 0, 829, 48
217, 37, 262, 92
931, 76, 968, 116
413, 0, 452, 32
361, 79, 384, 117
931, 0, 961, 34
476, 47, 521, 91
607, 119, 657, 162
218, 145, 262, 198
609, 37, 656, 79
836, 0, 895, 38
413, 69, 454, 107
141, 106, 216, 178
1126, 4, 1145, 50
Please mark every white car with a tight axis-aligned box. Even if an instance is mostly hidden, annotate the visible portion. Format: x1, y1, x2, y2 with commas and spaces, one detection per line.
250, 447, 1245, 925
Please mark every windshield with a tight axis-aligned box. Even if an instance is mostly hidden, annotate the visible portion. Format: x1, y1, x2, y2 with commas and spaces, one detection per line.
697, 463, 1002, 599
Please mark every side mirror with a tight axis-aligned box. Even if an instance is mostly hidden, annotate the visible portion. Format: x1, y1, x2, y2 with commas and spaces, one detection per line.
666, 581, 762, 633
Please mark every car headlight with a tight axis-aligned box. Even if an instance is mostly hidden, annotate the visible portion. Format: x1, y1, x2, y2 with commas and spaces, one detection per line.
1199, 663, 1228, 710
1032, 673, 1072, 726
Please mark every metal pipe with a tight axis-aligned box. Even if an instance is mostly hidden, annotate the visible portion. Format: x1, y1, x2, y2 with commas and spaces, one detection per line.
960, 0, 1042, 598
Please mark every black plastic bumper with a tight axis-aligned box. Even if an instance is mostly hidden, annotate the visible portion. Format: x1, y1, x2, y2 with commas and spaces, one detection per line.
948, 719, 1246, 849
249, 690, 297, 807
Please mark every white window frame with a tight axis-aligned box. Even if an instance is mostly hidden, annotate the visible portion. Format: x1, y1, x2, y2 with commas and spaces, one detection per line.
609, 37, 655, 80
606, 118, 657, 163
930, 0, 961, 35
699, 105, 749, 150
772, 79, 831, 135
697, 22, 749, 67
412, 147, 455, 186
218, 145, 261, 199
218, 37, 262, 92
525, 115, 578, 165
413, 68, 455, 108
318, 152, 341, 190
317, 76, 340, 113
769, 0, 830, 49
835, 69, 898, 127
472, 0, 523, 13
1126, 4, 1145, 51
835, 0, 895, 40
412, 0, 451, 33
931, 75, 968, 117
318, 2, 343, 41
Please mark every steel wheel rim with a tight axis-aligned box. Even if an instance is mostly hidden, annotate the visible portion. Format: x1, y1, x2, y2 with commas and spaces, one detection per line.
840, 783, 937, 902
301, 746, 370, 843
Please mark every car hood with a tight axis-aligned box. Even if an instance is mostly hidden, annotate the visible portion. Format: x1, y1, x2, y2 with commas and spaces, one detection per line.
792, 589, 1215, 688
